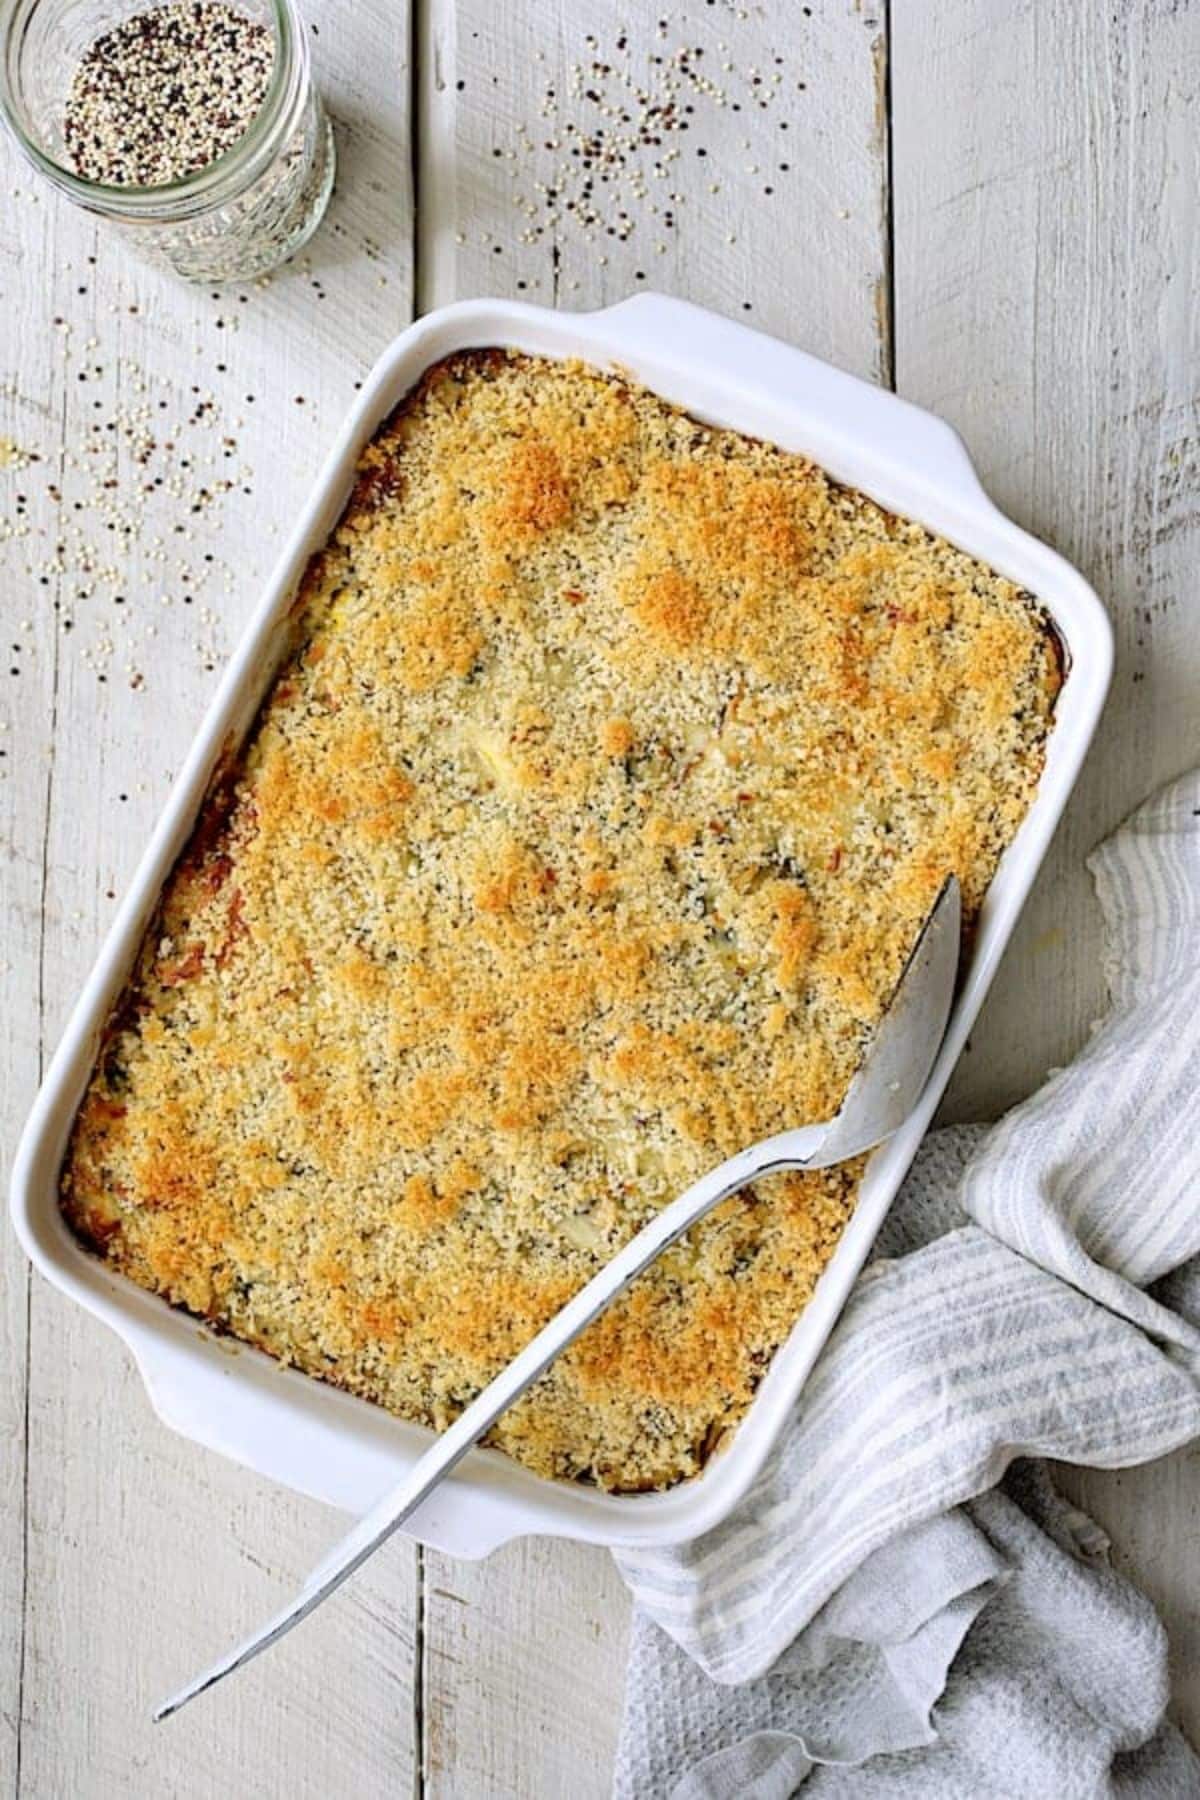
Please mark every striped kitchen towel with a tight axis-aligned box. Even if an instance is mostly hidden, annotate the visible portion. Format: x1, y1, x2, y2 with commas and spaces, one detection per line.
614, 770, 1200, 1796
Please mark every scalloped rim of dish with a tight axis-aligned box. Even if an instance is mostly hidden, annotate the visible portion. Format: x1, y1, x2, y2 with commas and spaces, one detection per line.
10, 294, 1112, 1556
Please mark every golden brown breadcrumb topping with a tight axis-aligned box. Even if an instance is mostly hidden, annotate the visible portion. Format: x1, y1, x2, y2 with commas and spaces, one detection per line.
62, 351, 1061, 1491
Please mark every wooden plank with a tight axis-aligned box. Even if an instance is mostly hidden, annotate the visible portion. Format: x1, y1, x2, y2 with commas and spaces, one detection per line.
2, 2, 420, 1792
0, 149, 68, 1797
894, 0, 1200, 1747
423, 1541, 631, 1799
893, 0, 1200, 1122
1055, 1450, 1200, 1741
415, 2, 892, 1790
418, 0, 891, 373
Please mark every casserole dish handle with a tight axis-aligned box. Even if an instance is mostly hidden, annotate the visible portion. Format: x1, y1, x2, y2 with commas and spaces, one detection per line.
590, 291, 992, 510
124, 1327, 283, 1459
122, 1324, 569, 1555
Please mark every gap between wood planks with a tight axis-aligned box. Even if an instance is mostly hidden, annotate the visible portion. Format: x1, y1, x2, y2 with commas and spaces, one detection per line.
879, 0, 896, 390
413, 1549, 428, 1799
410, 10, 428, 1792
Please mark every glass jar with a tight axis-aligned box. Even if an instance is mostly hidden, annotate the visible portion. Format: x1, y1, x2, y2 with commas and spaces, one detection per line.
0, 0, 335, 282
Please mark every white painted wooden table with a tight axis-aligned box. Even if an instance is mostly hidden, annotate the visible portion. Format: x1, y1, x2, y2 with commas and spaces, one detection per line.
3, 2, 1199, 1793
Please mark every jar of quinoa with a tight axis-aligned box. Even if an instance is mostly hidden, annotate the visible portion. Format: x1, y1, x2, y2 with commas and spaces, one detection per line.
0, 0, 335, 281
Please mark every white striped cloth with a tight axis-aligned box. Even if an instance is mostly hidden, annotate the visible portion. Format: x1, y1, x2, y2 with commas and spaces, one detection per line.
614, 771, 1200, 1796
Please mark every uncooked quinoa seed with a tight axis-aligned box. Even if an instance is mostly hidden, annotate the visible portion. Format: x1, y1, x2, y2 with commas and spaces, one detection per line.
64, 2, 274, 189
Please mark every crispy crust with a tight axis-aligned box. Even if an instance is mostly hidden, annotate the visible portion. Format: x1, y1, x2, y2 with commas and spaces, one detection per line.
61, 351, 1061, 1491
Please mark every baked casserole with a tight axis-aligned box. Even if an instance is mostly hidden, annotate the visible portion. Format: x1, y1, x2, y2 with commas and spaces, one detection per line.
62, 350, 1061, 1492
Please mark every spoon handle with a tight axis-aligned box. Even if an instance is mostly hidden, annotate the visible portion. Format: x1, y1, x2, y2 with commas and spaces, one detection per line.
154, 1120, 831, 1721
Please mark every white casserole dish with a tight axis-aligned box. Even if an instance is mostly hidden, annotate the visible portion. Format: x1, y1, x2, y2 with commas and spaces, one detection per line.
10, 294, 1112, 1556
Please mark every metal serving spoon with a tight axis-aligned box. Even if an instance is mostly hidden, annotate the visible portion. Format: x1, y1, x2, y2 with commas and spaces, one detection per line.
156, 874, 960, 1721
